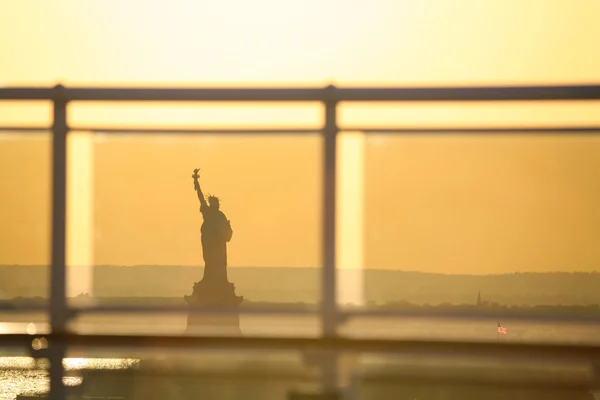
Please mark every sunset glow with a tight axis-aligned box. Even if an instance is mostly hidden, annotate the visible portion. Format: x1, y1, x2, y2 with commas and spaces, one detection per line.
1, 0, 600, 278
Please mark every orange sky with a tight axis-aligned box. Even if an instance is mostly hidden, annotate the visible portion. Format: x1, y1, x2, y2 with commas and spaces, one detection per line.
1, 0, 600, 276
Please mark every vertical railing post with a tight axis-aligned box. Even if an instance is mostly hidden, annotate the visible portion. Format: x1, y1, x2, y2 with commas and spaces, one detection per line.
49, 84, 68, 400
321, 85, 339, 392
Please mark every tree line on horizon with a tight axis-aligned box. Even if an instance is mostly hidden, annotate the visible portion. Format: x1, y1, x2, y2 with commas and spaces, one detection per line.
2, 265, 600, 306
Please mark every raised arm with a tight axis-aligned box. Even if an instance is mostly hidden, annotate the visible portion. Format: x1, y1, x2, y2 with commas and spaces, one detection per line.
196, 181, 207, 208
192, 168, 208, 208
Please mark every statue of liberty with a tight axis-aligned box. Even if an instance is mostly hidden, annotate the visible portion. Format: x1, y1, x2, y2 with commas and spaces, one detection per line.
185, 168, 241, 335
192, 168, 233, 283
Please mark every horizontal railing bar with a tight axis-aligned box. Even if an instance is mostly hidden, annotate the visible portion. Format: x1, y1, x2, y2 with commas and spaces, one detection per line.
67, 306, 600, 326
337, 85, 600, 102
1, 85, 600, 102
66, 87, 324, 102
0, 88, 54, 100
68, 305, 315, 316
0, 368, 593, 392
69, 305, 600, 326
85, 128, 320, 135
70, 125, 600, 135
0, 87, 325, 101
63, 368, 600, 391
351, 126, 600, 134
0, 369, 592, 392
0, 304, 315, 316
78, 369, 318, 383
0, 126, 50, 132
5, 304, 600, 327
4, 125, 600, 136
4, 334, 600, 361
0, 307, 48, 313
360, 373, 600, 391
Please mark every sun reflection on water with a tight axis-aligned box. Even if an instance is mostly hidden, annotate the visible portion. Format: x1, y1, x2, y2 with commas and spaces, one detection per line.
0, 356, 139, 400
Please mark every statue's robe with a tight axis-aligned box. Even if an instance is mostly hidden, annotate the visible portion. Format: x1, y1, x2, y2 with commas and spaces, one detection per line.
200, 203, 233, 282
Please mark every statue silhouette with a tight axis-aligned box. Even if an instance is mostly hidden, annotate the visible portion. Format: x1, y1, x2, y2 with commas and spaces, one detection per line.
185, 168, 242, 335
192, 168, 233, 283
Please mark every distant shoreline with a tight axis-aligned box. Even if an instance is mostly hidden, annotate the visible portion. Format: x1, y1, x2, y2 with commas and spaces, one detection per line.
3, 266, 600, 306
3, 296, 600, 314
2, 265, 599, 276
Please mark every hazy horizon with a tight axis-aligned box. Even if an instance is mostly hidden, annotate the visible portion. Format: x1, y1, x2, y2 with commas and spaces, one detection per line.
3, 264, 600, 277
3, 265, 600, 306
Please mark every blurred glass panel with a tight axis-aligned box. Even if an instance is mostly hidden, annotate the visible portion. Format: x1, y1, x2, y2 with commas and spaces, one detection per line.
65, 346, 320, 400
362, 134, 600, 285
0, 132, 51, 304
49, 346, 600, 400
67, 132, 322, 336
351, 352, 597, 400
364, 133, 600, 276
342, 132, 600, 342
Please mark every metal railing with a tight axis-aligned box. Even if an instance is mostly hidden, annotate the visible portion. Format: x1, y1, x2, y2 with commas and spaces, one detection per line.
2, 83, 600, 399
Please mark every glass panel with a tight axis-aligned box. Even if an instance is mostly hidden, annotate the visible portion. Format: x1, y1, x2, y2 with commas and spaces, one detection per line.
341, 132, 600, 343
0, 132, 51, 304
364, 133, 600, 281
65, 346, 320, 400
352, 352, 596, 400
0, 345, 596, 400
67, 132, 323, 336
54, 347, 597, 400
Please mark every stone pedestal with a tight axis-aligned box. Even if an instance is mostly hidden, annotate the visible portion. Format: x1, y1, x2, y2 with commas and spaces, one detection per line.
184, 277, 243, 335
